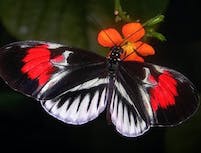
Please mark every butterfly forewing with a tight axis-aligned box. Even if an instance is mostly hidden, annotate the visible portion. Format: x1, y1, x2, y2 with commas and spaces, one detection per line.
120, 61, 199, 126
0, 41, 106, 99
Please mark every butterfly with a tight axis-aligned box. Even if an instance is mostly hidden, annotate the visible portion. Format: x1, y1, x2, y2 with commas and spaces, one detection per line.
0, 22, 199, 137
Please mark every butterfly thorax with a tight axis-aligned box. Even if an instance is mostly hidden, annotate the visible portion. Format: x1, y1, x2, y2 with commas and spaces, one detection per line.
107, 46, 123, 77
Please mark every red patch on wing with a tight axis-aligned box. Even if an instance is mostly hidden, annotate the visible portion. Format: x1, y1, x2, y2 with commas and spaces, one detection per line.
51, 55, 64, 63
149, 71, 178, 112
21, 45, 54, 86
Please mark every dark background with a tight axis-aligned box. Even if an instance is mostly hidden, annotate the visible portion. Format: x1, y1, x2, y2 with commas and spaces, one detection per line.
0, 0, 201, 153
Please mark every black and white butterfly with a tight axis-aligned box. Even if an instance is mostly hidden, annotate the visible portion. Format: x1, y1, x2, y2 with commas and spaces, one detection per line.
0, 41, 199, 137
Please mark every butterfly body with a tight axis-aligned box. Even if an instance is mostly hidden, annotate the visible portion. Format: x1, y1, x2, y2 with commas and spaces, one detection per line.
107, 46, 123, 77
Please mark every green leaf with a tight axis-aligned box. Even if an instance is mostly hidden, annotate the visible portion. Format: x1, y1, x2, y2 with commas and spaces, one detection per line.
145, 30, 167, 41
0, 0, 169, 52
143, 15, 165, 27
0, 0, 89, 48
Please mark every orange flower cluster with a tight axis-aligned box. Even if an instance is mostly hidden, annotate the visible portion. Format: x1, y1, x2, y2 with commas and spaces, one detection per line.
97, 23, 155, 62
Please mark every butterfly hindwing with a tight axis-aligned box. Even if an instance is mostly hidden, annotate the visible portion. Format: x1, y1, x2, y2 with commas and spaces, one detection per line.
41, 74, 110, 125
109, 70, 151, 137
38, 57, 110, 125
120, 61, 199, 126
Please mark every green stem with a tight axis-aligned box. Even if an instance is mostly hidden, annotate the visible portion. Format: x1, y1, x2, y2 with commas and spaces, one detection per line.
114, 0, 130, 22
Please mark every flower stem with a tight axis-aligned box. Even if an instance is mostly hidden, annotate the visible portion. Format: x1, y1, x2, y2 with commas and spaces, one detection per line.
114, 0, 131, 22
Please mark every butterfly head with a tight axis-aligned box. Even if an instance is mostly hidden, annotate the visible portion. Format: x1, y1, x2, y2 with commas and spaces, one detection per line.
110, 46, 123, 58
97, 22, 155, 62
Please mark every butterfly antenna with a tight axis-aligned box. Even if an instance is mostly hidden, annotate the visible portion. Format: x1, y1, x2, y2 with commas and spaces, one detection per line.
87, 16, 117, 46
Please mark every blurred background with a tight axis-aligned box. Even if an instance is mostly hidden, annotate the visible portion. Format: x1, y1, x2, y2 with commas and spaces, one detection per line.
0, 0, 201, 153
